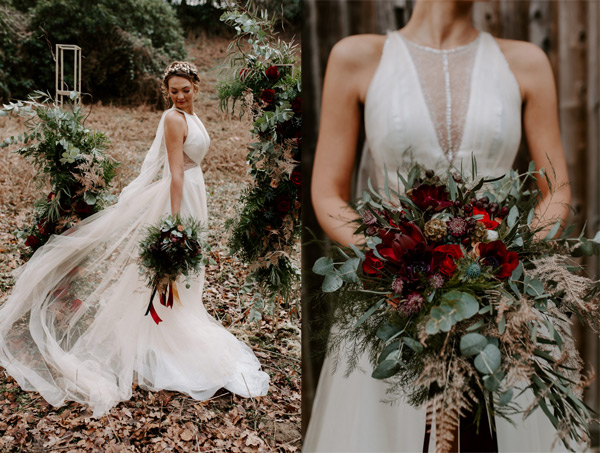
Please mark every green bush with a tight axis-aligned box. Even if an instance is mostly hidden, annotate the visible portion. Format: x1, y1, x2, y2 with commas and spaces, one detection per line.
0, 4, 34, 102
13, 0, 186, 105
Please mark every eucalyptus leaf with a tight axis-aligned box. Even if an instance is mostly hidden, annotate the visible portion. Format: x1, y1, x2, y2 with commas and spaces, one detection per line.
402, 337, 424, 353
372, 359, 401, 379
460, 333, 488, 357
313, 256, 334, 275
322, 272, 343, 293
507, 206, 519, 228
474, 343, 501, 374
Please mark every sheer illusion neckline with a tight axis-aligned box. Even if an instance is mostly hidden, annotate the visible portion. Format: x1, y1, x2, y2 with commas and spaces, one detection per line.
396, 30, 481, 54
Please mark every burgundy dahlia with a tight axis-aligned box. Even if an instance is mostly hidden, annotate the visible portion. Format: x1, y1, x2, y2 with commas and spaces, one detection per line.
290, 169, 301, 186
410, 184, 454, 212
275, 195, 291, 213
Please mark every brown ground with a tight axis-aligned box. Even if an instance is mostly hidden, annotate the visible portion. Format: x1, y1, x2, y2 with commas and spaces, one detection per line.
0, 34, 300, 452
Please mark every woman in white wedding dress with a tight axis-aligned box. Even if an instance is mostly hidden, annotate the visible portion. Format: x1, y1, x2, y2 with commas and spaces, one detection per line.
0, 61, 269, 418
305, 1, 573, 452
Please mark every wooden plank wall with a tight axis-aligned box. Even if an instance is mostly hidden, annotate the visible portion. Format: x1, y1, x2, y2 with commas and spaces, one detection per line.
301, 0, 600, 442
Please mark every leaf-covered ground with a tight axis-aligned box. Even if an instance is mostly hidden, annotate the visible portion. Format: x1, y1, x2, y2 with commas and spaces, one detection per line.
0, 34, 300, 452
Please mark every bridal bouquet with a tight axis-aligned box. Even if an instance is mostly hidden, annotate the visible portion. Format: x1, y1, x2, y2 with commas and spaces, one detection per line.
314, 161, 600, 451
138, 214, 211, 324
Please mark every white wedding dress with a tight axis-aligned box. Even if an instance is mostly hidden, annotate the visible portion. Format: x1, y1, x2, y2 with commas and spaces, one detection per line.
304, 31, 568, 452
0, 107, 269, 417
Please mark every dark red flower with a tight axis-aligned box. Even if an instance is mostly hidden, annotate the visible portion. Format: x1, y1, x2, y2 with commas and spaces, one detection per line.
362, 250, 385, 276
275, 195, 291, 213
25, 235, 40, 248
472, 207, 501, 230
432, 244, 463, 277
376, 221, 427, 265
47, 192, 55, 201
410, 184, 453, 212
478, 240, 519, 279
290, 169, 301, 186
37, 219, 51, 236
291, 97, 301, 114
239, 68, 250, 81
73, 200, 93, 215
265, 66, 279, 80
261, 89, 275, 104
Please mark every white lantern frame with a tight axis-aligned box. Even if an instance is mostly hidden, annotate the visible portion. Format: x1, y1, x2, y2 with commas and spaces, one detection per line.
55, 44, 82, 106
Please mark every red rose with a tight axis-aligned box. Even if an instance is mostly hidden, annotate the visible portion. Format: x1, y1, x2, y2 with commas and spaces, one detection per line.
290, 169, 301, 186
410, 184, 454, 212
25, 235, 40, 248
275, 195, 291, 213
291, 97, 301, 114
261, 89, 275, 104
472, 207, 500, 230
478, 240, 519, 279
433, 244, 463, 277
265, 66, 279, 80
362, 250, 385, 276
74, 200, 93, 215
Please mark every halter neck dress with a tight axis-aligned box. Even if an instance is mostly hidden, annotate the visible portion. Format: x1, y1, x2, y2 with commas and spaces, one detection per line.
304, 31, 566, 452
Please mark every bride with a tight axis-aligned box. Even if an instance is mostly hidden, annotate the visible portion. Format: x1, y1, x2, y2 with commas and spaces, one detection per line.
305, 1, 573, 452
0, 61, 269, 418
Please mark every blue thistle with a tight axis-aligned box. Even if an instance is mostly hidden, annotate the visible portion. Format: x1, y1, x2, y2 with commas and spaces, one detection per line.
465, 263, 481, 279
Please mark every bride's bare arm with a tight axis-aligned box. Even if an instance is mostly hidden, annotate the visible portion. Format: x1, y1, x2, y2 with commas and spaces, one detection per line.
164, 111, 187, 215
311, 35, 385, 246
501, 40, 571, 232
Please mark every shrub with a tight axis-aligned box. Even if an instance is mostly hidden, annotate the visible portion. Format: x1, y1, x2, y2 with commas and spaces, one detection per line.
14, 0, 186, 105
1, 92, 118, 257
0, 4, 34, 102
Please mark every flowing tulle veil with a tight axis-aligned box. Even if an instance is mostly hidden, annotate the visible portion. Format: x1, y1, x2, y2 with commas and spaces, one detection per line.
0, 108, 271, 417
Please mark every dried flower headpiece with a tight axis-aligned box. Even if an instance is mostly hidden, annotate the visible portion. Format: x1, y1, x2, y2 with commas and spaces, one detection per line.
163, 62, 199, 82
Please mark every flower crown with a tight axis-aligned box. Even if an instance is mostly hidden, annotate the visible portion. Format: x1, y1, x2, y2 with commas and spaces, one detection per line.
163, 62, 199, 82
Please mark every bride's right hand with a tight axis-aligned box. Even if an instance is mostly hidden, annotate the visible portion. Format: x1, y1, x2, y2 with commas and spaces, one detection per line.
311, 35, 385, 247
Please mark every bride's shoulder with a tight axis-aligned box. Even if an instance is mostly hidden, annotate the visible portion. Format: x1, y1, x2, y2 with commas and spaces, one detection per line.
328, 34, 387, 70
493, 37, 554, 98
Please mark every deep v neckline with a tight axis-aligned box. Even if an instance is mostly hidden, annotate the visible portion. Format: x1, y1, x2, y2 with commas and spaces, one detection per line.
394, 31, 483, 166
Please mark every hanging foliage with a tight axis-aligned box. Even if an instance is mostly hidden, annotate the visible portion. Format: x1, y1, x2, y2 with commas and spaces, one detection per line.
1, 91, 118, 258
217, 4, 301, 317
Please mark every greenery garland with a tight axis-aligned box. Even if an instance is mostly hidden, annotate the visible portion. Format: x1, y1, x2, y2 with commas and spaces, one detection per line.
1, 91, 118, 258
217, 4, 301, 318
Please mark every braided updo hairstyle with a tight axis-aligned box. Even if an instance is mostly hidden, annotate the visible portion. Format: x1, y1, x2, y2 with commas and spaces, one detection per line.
161, 61, 201, 104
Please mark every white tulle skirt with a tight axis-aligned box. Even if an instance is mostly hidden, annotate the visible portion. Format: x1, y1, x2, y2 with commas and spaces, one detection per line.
304, 342, 569, 453
0, 166, 269, 417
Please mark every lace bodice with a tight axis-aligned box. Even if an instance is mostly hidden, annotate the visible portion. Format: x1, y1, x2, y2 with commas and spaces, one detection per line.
357, 31, 521, 194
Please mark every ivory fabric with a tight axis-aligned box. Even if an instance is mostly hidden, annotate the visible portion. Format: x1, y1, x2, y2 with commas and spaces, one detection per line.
0, 107, 269, 418
305, 32, 567, 452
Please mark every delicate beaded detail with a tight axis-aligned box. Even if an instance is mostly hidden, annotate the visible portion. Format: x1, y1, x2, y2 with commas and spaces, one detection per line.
399, 33, 480, 164
442, 53, 453, 161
